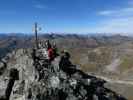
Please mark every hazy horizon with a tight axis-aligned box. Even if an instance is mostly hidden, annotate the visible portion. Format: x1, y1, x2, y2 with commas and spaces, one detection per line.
0, 32, 132, 37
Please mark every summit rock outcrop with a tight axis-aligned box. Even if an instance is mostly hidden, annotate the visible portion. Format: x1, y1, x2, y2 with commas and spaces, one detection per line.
0, 48, 127, 100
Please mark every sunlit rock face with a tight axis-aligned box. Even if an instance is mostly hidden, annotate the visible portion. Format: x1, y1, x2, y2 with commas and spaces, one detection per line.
50, 76, 60, 88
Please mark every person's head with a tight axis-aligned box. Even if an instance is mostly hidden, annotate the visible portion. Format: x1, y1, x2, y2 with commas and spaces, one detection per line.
64, 52, 70, 59
61, 50, 70, 59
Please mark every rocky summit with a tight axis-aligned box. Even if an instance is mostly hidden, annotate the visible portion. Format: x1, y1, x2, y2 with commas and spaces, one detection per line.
0, 47, 127, 100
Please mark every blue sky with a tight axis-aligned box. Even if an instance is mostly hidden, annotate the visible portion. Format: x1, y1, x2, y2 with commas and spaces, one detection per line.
0, 0, 133, 35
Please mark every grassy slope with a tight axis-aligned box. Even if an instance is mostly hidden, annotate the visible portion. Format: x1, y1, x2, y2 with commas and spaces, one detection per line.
119, 56, 133, 72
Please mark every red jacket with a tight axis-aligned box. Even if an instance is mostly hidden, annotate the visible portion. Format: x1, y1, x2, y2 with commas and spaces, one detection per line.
48, 48, 54, 61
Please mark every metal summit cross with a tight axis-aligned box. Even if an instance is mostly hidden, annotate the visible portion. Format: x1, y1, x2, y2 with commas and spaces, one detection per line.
33, 22, 41, 49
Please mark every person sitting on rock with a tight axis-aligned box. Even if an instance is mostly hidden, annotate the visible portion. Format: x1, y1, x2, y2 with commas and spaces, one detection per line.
59, 50, 76, 77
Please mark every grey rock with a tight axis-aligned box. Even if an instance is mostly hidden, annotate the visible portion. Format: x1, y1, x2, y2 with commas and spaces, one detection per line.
0, 48, 128, 100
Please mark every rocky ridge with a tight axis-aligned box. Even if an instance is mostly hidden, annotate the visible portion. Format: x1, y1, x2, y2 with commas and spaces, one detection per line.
0, 48, 127, 100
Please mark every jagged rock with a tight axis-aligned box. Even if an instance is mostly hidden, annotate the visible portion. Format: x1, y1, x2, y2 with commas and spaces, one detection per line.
50, 76, 60, 88
0, 48, 128, 100
0, 61, 4, 69
0, 68, 19, 100
0, 61, 7, 76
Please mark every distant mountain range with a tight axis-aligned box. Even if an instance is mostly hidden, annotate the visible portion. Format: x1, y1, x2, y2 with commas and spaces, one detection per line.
0, 33, 132, 59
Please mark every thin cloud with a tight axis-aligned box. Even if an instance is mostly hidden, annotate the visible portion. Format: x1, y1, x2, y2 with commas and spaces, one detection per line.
88, 17, 133, 35
94, 2, 133, 35
32, 0, 51, 10
33, 4, 47, 9
98, 10, 114, 16
98, 7, 133, 17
